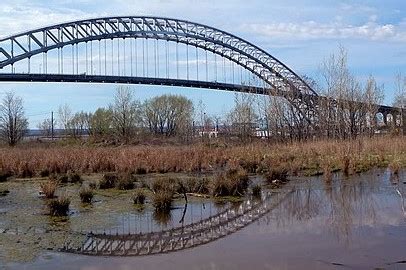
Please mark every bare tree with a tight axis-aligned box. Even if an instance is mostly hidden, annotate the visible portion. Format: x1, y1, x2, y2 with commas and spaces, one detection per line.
0, 91, 29, 146
69, 111, 91, 138
227, 93, 258, 140
143, 94, 193, 137
37, 118, 55, 137
362, 76, 384, 135
393, 72, 406, 109
318, 46, 383, 139
110, 86, 141, 139
58, 103, 73, 135
89, 108, 113, 137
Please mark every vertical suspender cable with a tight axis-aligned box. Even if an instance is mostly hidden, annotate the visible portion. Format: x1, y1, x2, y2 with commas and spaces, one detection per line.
154, 39, 157, 78
214, 53, 217, 82
223, 53, 226, 83
27, 36, 31, 73
85, 42, 88, 74
90, 41, 93, 75
61, 46, 64, 74
135, 38, 138, 76
186, 43, 189, 80
166, 40, 169, 79
117, 38, 121, 76
156, 39, 159, 78
99, 40, 101, 75
58, 48, 60, 74
111, 39, 114, 75
232, 57, 235, 84
196, 46, 199, 81
142, 38, 145, 77
146, 38, 149, 77
72, 45, 74, 74
176, 41, 179, 79
76, 43, 78, 75
205, 49, 208, 82
123, 38, 126, 76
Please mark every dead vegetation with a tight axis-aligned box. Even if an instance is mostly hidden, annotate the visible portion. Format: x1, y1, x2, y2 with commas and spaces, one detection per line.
0, 136, 404, 180
79, 188, 94, 203
39, 180, 58, 199
133, 188, 146, 205
211, 168, 249, 197
47, 197, 70, 216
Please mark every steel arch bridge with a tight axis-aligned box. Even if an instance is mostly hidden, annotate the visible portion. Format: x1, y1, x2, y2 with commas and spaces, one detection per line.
0, 16, 318, 120
0, 16, 402, 127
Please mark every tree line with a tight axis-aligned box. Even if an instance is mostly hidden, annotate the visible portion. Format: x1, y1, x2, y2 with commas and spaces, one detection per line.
0, 46, 405, 146
40, 87, 194, 141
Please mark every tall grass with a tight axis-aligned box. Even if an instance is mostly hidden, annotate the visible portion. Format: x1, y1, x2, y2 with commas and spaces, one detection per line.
79, 188, 94, 203
133, 188, 146, 204
40, 180, 57, 198
48, 197, 70, 216
211, 168, 249, 197
0, 136, 405, 178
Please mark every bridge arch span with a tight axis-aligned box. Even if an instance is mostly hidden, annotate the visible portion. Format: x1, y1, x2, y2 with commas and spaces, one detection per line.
0, 16, 317, 119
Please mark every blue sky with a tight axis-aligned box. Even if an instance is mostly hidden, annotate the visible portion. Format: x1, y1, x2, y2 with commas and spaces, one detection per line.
0, 0, 405, 127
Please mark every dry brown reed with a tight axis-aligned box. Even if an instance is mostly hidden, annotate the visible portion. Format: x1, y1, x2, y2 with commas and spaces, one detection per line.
0, 136, 404, 178
40, 180, 58, 199
48, 197, 70, 216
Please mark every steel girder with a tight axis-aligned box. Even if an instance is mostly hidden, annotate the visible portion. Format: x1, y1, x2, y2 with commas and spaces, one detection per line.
0, 16, 318, 119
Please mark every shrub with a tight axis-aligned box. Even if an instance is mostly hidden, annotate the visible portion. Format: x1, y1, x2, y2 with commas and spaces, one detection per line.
48, 197, 70, 216
252, 184, 262, 197
211, 168, 249, 197
79, 188, 94, 203
40, 180, 58, 198
322, 161, 332, 182
68, 171, 82, 183
389, 160, 401, 175
116, 173, 135, 190
99, 173, 118, 189
18, 162, 34, 178
152, 190, 173, 211
184, 177, 210, 194
151, 177, 178, 193
133, 189, 146, 204
239, 160, 259, 173
342, 155, 351, 176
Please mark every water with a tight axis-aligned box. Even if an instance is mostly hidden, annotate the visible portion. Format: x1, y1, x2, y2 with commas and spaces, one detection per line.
2, 170, 406, 269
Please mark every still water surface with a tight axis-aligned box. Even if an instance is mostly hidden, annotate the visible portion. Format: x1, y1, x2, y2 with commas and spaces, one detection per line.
4, 169, 406, 270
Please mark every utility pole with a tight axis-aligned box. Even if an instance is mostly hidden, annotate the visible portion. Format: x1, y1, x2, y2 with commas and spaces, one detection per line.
51, 111, 54, 140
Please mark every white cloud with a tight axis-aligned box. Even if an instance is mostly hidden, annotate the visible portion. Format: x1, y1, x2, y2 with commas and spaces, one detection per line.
243, 20, 406, 42
0, 4, 101, 38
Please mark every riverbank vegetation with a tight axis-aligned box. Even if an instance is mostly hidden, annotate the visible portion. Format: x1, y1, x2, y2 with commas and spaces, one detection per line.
0, 136, 405, 180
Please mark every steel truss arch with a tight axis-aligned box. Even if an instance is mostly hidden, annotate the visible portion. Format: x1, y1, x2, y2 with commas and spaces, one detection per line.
0, 16, 318, 119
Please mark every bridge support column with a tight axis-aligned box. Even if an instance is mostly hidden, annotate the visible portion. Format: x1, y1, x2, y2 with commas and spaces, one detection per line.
383, 112, 388, 126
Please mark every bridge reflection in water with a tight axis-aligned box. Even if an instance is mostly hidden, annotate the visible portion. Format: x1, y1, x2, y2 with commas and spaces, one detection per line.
61, 189, 294, 256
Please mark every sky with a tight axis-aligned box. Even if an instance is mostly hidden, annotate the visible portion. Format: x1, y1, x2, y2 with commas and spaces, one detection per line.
0, 0, 405, 128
